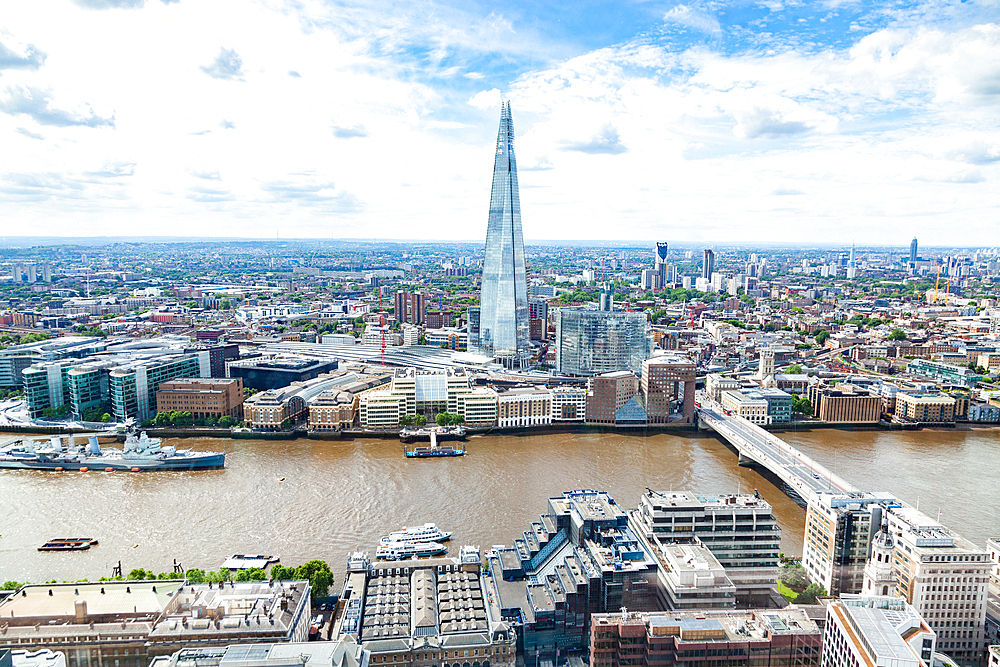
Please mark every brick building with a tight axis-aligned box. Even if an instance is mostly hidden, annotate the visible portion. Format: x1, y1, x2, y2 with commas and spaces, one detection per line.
806, 382, 882, 423
394, 291, 426, 325
585, 371, 639, 424
641, 354, 696, 424
590, 608, 821, 667
155, 378, 244, 420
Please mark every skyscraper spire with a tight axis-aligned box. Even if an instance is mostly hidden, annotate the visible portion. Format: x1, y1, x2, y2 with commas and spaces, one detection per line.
470, 102, 529, 367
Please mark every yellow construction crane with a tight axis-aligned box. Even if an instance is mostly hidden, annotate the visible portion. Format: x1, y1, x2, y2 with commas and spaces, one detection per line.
933, 266, 941, 303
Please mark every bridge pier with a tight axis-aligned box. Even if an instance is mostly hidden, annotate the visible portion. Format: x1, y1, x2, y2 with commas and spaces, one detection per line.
738, 451, 756, 467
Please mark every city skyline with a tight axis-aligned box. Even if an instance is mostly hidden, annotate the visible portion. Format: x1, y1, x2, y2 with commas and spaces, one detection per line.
2, 0, 999, 244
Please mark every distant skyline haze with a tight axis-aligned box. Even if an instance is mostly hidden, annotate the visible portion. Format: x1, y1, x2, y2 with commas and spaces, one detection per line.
1, 0, 998, 244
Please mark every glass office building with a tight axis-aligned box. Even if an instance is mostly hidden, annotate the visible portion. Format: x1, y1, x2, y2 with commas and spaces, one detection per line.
472, 101, 529, 368
554, 307, 653, 376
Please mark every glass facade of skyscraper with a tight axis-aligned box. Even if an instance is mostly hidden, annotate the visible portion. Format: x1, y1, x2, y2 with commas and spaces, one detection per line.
472, 102, 529, 367
554, 307, 653, 376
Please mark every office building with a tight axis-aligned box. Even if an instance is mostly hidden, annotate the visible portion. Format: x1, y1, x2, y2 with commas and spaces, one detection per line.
228, 356, 340, 391
470, 102, 529, 368
488, 490, 660, 658
585, 371, 640, 424
554, 307, 652, 376
862, 506, 991, 665
394, 291, 426, 325
497, 386, 552, 428
807, 383, 882, 423
0, 649, 65, 667
822, 595, 937, 667
150, 641, 369, 667
550, 385, 586, 421
356, 368, 497, 428
331, 549, 516, 667
655, 242, 669, 289
0, 580, 311, 666
803, 492, 896, 598
0, 336, 109, 389
632, 490, 781, 606
590, 608, 821, 667
894, 392, 956, 423
907, 359, 980, 388
702, 249, 714, 280
911, 238, 919, 263
109, 355, 203, 421
650, 540, 736, 611
155, 378, 244, 420
640, 354, 695, 424
720, 389, 770, 424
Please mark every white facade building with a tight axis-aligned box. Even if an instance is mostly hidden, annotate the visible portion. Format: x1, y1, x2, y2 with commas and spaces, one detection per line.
497, 387, 552, 428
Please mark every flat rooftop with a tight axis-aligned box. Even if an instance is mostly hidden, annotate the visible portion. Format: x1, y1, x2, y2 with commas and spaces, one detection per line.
0, 581, 183, 621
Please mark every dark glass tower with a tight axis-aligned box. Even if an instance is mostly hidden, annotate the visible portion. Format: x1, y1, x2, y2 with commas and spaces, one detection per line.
473, 102, 528, 366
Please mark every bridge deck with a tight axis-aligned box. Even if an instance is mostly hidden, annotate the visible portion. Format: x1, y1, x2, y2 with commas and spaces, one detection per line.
697, 392, 857, 500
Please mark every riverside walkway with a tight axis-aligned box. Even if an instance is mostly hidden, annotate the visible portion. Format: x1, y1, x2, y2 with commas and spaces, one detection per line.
696, 391, 857, 501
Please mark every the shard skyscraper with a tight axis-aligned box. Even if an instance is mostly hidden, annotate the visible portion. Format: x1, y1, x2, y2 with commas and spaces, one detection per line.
470, 102, 529, 367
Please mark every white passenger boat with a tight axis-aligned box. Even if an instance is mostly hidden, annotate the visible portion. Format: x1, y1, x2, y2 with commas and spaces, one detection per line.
376, 541, 448, 561
378, 523, 452, 546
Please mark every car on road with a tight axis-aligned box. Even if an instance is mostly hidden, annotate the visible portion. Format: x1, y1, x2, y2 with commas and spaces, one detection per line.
813, 473, 821, 479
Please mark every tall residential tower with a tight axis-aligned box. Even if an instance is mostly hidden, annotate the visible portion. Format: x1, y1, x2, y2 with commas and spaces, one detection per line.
470, 102, 529, 367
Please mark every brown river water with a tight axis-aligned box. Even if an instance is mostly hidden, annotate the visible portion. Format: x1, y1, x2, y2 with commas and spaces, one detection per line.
0, 427, 997, 583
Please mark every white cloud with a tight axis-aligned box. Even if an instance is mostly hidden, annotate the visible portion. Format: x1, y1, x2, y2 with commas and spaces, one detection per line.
0, 0, 996, 243
469, 88, 502, 110
663, 5, 722, 36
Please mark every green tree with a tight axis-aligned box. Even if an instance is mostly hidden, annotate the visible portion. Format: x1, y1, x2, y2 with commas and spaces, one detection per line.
218, 415, 234, 428
795, 583, 827, 604
280, 418, 292, 429
101, 413, 111, 423
792, 397, 813, 417
414, 414, 427, 427
779, 562, 810, 592
185, 569, 206, 583
127, 568, 156, 581
436, 412, 451, 426
205, 569, 231, 583
2, 581, 24, 590
888, 328, 907, 341
814, 329, 830, 346
296, 559, 335, 600
270, 564, 297, 581
235, 567, 268, 582
786, 364, 802, 375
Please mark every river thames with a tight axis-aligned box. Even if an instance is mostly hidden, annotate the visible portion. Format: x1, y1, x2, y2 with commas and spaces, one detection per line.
0, 427, 996, 583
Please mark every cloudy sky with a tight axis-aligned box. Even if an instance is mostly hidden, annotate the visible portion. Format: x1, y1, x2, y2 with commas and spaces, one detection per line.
1, 0, 998, 245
